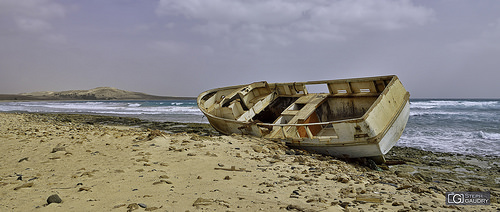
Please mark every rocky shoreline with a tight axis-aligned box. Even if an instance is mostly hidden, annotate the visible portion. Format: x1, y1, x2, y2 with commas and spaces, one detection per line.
37, 113, 500, 190
0, 112, 498, 211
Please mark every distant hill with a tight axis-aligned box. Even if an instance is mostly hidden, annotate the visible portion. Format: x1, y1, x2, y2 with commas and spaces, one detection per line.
0, 87, 194, 101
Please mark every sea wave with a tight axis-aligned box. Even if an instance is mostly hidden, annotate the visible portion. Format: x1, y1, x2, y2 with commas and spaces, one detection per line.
409, 111, 461, 116
0, 101, 203, 116
399, 127, 500, 156
410, 100, 499, 109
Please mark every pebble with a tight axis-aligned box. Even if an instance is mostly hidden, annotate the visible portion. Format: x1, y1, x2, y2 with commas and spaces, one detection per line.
13, 182, 33, 190
78, 187, 91, 192
413, 172, 432, 182
392, 201, 404, 206
251, 145, 267, 153
47, 194, 62, 204
138, 203, 147, 208
193, 198, 212, 206
339, 201, 350, 208
286, 204, 305, 211
145, 206, 159, 211
113, 204, 126, 208
338, 175, 350, 183
51, 146, 66, 153
127, 203, 139, 210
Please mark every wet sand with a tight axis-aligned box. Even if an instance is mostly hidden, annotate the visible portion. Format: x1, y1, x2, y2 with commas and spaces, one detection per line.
0, 113, 499, 211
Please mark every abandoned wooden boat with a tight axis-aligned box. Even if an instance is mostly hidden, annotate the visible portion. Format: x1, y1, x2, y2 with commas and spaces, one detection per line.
197, 75, 410, 162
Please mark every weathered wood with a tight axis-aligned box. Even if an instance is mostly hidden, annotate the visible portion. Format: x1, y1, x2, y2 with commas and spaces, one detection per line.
197, 75, 410, 160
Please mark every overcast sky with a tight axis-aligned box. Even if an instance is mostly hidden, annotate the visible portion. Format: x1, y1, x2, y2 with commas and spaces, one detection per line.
1, 0, 499, 98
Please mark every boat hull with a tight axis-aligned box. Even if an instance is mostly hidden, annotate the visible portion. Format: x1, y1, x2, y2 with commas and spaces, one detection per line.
197, 75, 410, 161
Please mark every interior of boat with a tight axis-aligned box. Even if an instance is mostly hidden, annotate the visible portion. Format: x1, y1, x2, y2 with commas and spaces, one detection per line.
200, 76, 394, 138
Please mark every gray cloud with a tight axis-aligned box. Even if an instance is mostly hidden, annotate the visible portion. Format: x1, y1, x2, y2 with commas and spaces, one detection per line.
156, 0, 434, 45
0, 0, 499, 98
0, 0, 66, 41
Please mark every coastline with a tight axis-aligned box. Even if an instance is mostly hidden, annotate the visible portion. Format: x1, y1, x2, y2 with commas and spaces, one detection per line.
0, 95, 196, 102
0, 112, 498, 211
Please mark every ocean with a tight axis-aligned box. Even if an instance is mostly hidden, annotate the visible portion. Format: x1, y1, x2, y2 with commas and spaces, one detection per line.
0, 100, 204, 123
400, 99, 500, 157
1, 99, 499, 156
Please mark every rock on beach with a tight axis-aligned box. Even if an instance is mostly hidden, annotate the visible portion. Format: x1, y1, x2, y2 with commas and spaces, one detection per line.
47, 194, 62, 204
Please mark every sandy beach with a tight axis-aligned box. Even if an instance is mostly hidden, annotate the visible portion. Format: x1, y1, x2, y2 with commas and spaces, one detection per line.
0, 112, 498, 211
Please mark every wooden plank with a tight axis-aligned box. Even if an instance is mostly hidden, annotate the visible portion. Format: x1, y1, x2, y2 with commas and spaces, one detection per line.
294, 94, 317, 104
281, 110, 299, 116
297, 111, 322, 138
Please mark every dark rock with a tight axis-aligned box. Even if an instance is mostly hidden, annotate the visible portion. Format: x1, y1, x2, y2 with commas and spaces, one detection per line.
138, 203, 147, 208
339, 201, 350, 208
392, 201, 404, 206
47, 194, 62, 204
367, 159, 382, 171
331, 200, 340, 206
